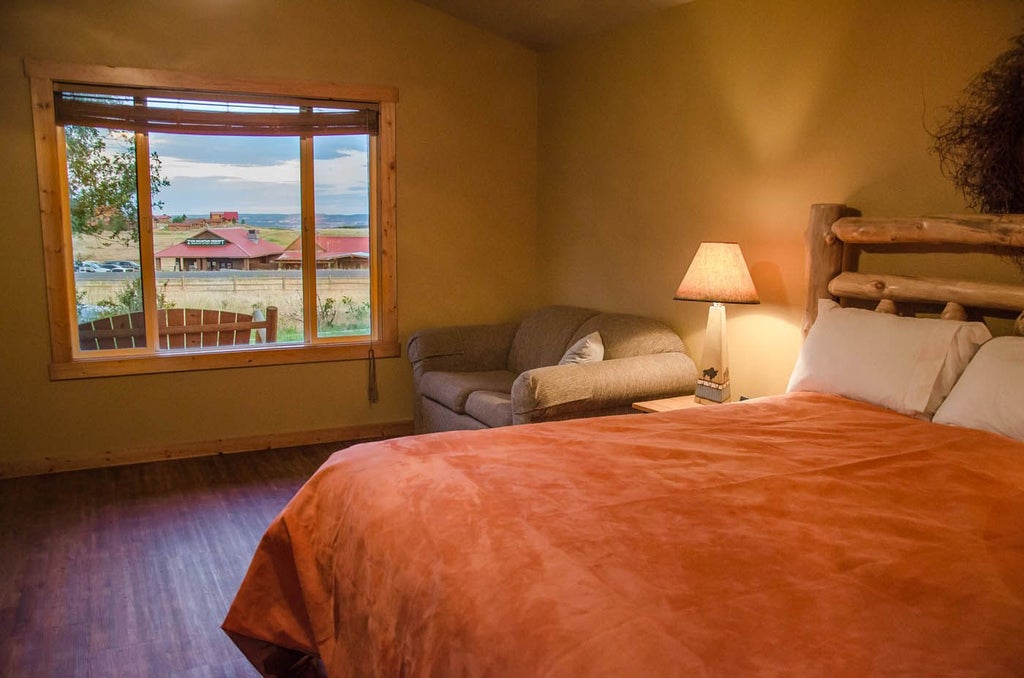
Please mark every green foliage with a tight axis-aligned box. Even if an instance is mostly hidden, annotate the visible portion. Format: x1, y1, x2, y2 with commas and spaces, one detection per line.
64, 125, 170, 245
75, 288, 91, 321
280, 294, 371, 338
96, 277, 174, 316
302, 295, 370, 336
341, 295, 370, 326
316, 295, 338, 332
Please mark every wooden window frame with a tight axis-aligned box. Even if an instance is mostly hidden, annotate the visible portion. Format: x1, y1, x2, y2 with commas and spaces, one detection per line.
26, 60, 398, 380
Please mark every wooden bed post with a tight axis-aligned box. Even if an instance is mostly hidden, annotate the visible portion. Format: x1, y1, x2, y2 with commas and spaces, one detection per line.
803, 203, 854, 336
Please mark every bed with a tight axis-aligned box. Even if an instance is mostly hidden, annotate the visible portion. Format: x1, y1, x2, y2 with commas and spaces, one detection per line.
223, 203, 1024, 677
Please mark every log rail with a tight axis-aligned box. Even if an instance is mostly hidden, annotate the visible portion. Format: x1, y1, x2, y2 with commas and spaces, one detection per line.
832, 214, 1024, 247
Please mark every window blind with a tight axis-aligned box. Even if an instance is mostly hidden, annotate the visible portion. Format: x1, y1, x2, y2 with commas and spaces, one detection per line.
53, 86, 378, 136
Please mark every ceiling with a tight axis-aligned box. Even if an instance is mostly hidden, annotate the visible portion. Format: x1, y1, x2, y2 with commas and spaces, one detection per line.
414, 0, 694, 49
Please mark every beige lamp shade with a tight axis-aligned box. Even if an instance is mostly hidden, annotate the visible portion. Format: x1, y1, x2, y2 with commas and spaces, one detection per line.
674, 242, 760, 304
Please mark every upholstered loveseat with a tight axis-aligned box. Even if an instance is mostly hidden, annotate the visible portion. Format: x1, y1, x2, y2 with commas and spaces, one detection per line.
407, 305, 698, 433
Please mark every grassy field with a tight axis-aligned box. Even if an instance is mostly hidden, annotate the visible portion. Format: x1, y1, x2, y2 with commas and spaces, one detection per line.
76, 273, 370, 337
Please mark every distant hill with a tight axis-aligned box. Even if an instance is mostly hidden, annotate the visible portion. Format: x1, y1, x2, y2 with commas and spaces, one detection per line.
188, 214, 369, 228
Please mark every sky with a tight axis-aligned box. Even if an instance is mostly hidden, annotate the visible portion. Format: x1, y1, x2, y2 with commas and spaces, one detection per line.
149, 133, 370, 216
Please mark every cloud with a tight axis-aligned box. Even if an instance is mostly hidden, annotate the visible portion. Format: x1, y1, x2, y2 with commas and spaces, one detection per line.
155, 176, 301, 214
314, 136, 368, 159
160, 156, 301, 183
151, 134, 300, 166
152, 133, 368, 164
150, 133, 369, 214
312, 152, 369, 213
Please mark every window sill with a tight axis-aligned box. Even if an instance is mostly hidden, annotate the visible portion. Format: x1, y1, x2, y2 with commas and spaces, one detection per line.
50, 340, 401, 380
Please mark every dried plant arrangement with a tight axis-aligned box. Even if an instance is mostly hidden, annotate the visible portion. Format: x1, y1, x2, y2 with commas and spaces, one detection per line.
931, 32, 1024, 273
931, 33, 1024, 214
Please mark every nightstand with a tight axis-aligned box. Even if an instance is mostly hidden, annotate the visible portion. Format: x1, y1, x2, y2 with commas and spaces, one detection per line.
631, 394, 703, 413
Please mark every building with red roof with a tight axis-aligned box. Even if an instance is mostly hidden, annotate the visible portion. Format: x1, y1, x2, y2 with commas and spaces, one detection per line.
210, 211, 240, 223
275, 235, 370, 270
155, 228, 285, 271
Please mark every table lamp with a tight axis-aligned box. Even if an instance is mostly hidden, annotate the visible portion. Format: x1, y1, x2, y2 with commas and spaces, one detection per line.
674, 241, 759, 404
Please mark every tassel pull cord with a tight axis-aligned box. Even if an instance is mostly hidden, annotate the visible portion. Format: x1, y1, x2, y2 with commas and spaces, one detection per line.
367, 346, 378, 404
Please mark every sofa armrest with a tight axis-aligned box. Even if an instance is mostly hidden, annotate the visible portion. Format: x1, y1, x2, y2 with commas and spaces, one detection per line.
407, 322, 519, 386
511, 352, 698, 423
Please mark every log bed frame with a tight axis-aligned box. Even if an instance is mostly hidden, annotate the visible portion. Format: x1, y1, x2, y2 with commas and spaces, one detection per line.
804, 203, 1024, 336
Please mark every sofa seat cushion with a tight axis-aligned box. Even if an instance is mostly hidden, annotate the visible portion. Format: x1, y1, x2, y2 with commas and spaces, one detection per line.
465, 390, 513, 428
419, 370, 518, 413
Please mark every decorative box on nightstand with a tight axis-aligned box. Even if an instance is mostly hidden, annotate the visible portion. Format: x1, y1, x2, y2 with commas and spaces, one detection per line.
631, 395, 703, 413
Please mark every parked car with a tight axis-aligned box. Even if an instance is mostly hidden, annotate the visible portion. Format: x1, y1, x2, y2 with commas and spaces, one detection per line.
109, 260, 141, 270
75, 261, 106, 273
98, 262, 130, 272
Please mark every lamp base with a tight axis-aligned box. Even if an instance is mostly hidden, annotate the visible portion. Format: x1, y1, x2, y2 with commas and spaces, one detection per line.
695, 302, 731, 405
695, 385, 731, 405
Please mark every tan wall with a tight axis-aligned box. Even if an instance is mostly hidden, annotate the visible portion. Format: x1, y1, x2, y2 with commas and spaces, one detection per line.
538, 0, 1024, 398
0, 0, 539, 476
5, 0, 1021, 476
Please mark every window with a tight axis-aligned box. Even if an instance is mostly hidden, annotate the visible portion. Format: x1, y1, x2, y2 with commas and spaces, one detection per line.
27, 61, 397, 379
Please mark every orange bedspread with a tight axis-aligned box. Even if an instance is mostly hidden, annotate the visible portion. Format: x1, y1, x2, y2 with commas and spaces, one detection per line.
223, 392, 1024, 676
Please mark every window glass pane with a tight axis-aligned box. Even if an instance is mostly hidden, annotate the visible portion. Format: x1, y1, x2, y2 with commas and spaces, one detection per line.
312, 135, 372, 339
66, 125, 147, 351
148, 133, 303, 348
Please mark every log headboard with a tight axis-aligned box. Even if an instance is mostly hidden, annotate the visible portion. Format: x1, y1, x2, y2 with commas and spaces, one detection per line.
804, 203, 1024, 336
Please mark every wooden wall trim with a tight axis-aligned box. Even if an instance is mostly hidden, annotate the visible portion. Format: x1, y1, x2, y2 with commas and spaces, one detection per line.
0, 420, 414, 479
24, 59, 399, 103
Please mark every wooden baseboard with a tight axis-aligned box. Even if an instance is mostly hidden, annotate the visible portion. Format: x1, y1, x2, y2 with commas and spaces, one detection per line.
0, 419, 414, 479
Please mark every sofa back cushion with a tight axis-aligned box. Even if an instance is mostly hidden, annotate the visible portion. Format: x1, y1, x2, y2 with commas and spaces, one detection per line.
570, 313, 686, 360
508, 306, 598, 373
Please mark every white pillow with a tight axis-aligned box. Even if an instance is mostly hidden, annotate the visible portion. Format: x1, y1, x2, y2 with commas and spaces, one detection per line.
559, 331, 604, 365
933, 336, 1024, 441
786, 299, 991, 418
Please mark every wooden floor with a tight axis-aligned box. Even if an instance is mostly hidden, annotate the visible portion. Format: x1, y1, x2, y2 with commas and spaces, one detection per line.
0, 443, 344, 677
